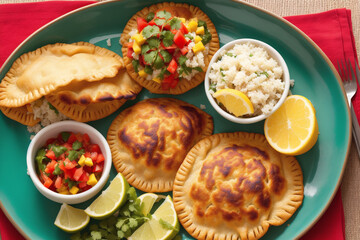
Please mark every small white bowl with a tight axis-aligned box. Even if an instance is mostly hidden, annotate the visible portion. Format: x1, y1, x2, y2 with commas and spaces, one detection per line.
204, 38, 290, 124
26, 121, 111, 204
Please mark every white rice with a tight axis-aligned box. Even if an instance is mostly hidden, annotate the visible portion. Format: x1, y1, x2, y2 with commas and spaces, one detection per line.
27, 98, 69, 138
208, 42, 285, 116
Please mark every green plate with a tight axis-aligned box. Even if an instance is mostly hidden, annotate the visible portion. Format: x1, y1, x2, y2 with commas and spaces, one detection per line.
0, 0, 350, 239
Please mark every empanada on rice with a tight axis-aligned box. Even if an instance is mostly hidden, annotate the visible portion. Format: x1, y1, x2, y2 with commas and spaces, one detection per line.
173, 132, 304, 240
0, 106, 39, 126
47, 69, 142, 105
121, 2, 220, 94
107, 98, 214, 192
0, 42, 123, 108
45, 95, 125, 122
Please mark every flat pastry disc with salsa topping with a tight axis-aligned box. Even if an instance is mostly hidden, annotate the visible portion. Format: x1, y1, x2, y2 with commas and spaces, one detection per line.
120, 2, 220, 94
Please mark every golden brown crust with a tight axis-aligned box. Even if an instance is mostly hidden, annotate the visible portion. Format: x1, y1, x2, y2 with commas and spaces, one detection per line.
120, 2, 220, 94
107, 98, 214, 192
173, 132, 304, 240
45, 95, 125, 122
0, 42, 124, 108
0, 106, 39, 126
47, 69, 142, 105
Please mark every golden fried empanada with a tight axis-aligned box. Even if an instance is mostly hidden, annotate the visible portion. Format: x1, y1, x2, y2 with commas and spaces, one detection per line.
45, 96, 125, 122
120, 2, 219, 94
0, 106, 39, 126
47, 68, 142, 105
173, 132, 304, 240
0, 42, 123, 108
107, 98, 214, 192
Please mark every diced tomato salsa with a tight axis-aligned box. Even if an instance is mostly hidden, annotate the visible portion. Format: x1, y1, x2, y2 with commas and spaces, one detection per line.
35, 132, 104, 194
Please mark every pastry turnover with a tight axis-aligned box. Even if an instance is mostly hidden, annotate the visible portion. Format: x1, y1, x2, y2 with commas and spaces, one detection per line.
173, 132, 304, 240
107, 98, 214, 192
120, 2, 219, 94
0, 42, 123, 108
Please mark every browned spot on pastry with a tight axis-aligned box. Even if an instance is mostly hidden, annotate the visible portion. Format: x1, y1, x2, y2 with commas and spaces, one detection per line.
269, 164, 286, 195
190, 184, 210, 202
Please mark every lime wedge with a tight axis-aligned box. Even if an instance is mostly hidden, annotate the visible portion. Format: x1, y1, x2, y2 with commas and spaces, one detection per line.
129, 195, 179, 240
84, 173, 129, 219
138, 193, 165, 215
54, 203, 90, 233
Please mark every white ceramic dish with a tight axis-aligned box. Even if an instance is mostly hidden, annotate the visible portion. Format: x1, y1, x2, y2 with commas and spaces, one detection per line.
26, 121, 111, 204
204, 38, 290, 124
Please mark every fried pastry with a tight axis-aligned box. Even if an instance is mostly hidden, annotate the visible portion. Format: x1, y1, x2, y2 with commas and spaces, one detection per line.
47, 68, 142, 105
0, 106, 39, 126
173, 132, 304, 240
0, 42, 123, 108
107, 98, 214, 192
121, 2, 219, 94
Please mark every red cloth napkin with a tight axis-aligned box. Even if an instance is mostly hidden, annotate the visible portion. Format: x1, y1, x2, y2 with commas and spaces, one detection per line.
0, 2, 350, 240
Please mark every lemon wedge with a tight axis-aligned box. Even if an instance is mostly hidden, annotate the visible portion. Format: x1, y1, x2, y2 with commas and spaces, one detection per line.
264, 95, 319, 155
129, 195, 179, 240
213, 89, 254, 117
138, 193, 165, 216
54, 203, 90, 233
84, 173, 129, 219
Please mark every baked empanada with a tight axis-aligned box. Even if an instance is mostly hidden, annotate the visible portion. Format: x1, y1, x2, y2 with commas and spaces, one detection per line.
47, 68, 142, 105
0, 42, 123, 108
0, 106, 39, 126
120, 2, 219, 94
107, 98, 214, 192
173, 132, 304, 240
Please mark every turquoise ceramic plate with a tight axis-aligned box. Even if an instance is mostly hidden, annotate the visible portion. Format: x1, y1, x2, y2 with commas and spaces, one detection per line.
0, 0, 350, 239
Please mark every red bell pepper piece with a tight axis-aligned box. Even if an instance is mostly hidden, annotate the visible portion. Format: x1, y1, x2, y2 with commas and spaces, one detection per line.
180, 46, 189, 55
45, 149, 56, 160
174, 30, 187, 48
54, 176, 63, 189
97, 153, 105, 163
90, 152, 98, 162
167, 59, 178, 74
179, 23, 189, 34
73, 167, 84, 181
41, 172, 53, 188
137, 17, 148, 32
88, 144, 101, 153
67, 133, 77, 144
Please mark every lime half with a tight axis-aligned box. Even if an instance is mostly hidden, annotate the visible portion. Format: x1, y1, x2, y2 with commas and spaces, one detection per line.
54, 203, 90, 233
129, 195, 179, 240
84, 173, 129, 219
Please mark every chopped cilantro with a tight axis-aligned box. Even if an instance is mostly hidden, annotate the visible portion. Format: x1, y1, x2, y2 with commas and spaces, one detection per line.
201, 28, 212, 45
193, 66, 203, 72
141, 44, 151, 55
158, 67, 169, 80
220, 68, 225, 77
72, 140, 82, 150
64, 178, 78, 189
153, 54, 164, 69
48, 144, 68, 157
35, 148, 47, 172
143, 51, 157, 65
226, 52, 235, 57
67, 149, 84, 161
47, 102, 59, 114
197, 19, 207, 28
169, 18, 181, 30
160, 50, 171, 63
142, 25, 160, 39
161, 30, 174, 47
61, 132, 70, 142
249, 53, 254, 57
144, 65, 153, 75
154, 18, 166, 26
156, 10, 172, 20
53, 164, 63, 175
146, 12, 155, 22
209, 83, 217, 92
147, 37, 160, 49
178, 55, 188, 66
132, 59, 140, 73
184, 33, 193, 40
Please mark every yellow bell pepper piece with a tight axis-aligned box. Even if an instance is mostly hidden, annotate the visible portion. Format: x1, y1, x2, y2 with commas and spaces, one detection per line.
87, 174, 98, 186
138, 70, 147, 78
132, 41, 141, 54
84, 157, 93, 167
78, 155, 86, 167
196, 26, 205, 35
69, 186, 79, 195
178, 17, 186, 23
131, 33, 146, 45
194, 35, 202, 43
192, 41, 205, 54
152, 77, 161, 83
187, 20, 198, 32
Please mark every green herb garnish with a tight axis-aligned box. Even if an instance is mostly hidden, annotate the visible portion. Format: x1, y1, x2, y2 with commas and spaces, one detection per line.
72, 140, 82, 150
47, 144, 68, 157
142, 25, 160, 39
161, 30, 174, 47
47, 102, 59, 114
61, 132, 70, 142
132, 59, 140, 73
53, 164, 63, 175
169, 18, 181, 30
35, 148, 47, 172
146, 12, 155, 22
160, 50, 172, 63
156, 10, 172, 20
144, 51, 157, 65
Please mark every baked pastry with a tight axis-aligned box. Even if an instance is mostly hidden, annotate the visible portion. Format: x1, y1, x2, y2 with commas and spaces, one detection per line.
120, 2, 219, 94
107, 98, 214, 192
0, 106, 39, 126
0, 42, 123, 108
173, 132, 304, 240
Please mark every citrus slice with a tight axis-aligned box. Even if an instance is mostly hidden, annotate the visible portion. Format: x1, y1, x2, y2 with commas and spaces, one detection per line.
84, 173, 129, 219
129, 195, 180, 240
213, 89, 254, 117
264, 95, 319, 155
138, 193, 164, 216
54, 203, 90, 233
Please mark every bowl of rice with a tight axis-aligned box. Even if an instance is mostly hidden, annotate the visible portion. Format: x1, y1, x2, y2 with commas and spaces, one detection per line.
204, 38, 290, 124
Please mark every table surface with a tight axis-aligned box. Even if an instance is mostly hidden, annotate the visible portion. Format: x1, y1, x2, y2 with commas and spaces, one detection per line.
1, 0, 359, 239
